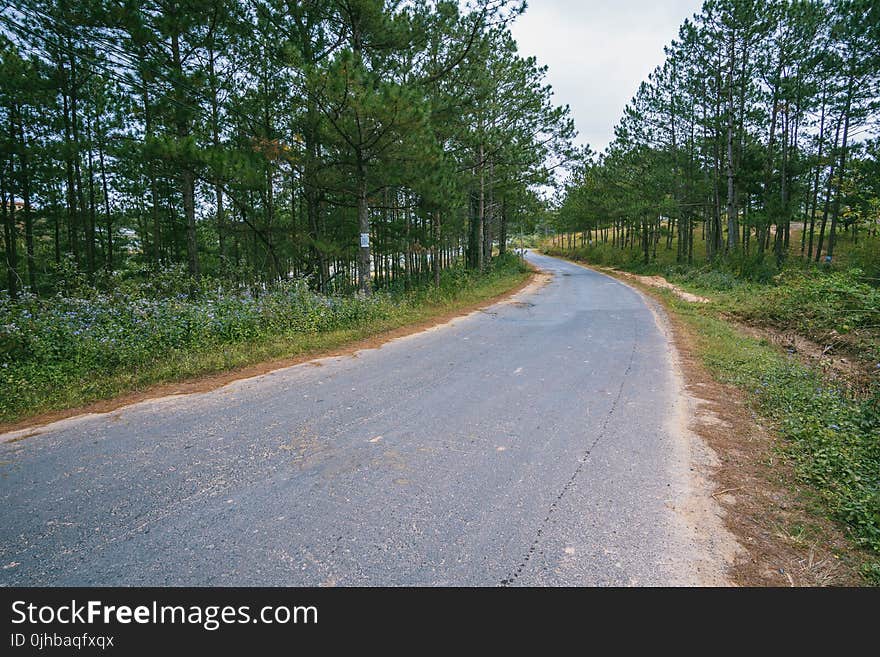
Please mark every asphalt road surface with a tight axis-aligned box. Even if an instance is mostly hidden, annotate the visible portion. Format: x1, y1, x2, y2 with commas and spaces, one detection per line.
1, 252, 730, 586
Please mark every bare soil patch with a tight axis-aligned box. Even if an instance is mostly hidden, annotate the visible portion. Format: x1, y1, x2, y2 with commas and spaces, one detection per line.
592, 266, 711, 304
727, 318, 875, 394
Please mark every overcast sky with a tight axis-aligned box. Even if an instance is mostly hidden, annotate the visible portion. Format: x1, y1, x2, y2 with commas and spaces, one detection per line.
509, 0, 705, 153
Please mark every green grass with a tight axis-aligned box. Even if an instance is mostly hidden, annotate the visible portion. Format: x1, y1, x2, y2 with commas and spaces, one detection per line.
701, 272, 879, 365
667, 294, 880, 584
1, 255, 529, 426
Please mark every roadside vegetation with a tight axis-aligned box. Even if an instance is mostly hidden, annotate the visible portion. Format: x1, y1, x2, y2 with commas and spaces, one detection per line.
693, 313, 880, 584
0, 253, 529, 425
668, 281, 878, 584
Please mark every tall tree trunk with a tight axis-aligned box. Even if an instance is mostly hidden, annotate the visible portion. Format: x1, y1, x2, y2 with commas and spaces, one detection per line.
827, 73, 854, 263
477, 143, 485, 271
815, 117, 842, 262
58, 49, 79, 266
806, 83, 827, 260
289, 172, 297, 277
1, 164, 18, 298
725, 28, 738, 252
85, 114, 97, 279
208, 48, 226, 275
138, 47, 161, 269
171, 31, 199, 279
483, 159, 493, 265
498, 197, 508, 256
69, 48, 90, 276
16, 107, 37, 291
262, 77, 277, 281
303, 101, 325, 290
760, 65, 782, 256
356, 155, 371, 296
53, 182, 61, 265
433, 210, 441, 287
97, 118, 113, 272
774, 102, 789, 263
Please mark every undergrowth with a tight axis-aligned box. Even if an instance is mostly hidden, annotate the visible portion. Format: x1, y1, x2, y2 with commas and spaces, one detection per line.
0, 254, 528, 424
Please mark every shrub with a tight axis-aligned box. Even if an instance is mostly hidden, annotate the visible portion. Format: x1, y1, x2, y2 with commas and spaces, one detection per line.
731, 268, 880, 343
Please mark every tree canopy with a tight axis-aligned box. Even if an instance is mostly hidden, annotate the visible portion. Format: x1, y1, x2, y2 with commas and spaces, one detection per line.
556, 0, 880, 269
0, 0, 575, 297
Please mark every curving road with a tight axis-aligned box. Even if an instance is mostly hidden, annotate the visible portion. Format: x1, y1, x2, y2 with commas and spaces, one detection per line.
0, 252, 730, 586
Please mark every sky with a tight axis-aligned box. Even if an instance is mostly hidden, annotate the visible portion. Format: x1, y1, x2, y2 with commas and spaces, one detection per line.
509, 0, 705, 153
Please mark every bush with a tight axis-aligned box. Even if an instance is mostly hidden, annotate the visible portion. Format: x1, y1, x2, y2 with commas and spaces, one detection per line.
731, 268, 880, 342
848, 239, 880, 282
543, 242, 655, 272
666, 266, 741, 291
729, 251, 778, 283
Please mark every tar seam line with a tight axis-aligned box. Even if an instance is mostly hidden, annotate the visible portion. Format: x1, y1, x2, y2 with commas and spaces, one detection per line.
500, 319, 639, 586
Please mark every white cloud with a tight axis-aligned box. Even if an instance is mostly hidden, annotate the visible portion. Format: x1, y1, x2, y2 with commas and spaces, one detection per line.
510, 0, 704, 152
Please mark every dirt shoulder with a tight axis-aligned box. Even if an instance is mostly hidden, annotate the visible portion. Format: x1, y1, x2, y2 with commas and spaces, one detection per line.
1, 269, 543, 440
600, 267, 711, 304
656, 294, 864, 586
567, 257, 866, 586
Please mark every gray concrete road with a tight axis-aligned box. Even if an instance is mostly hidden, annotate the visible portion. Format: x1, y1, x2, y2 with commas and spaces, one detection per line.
0, 251, 732, 586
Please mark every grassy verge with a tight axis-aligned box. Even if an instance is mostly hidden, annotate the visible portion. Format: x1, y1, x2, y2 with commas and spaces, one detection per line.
545, 245, 880, 584
1, 255, 530, 428
666, 292, 880, 584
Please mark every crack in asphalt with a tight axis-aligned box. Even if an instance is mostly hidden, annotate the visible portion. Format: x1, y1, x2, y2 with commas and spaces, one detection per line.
499, 320, 639, 586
